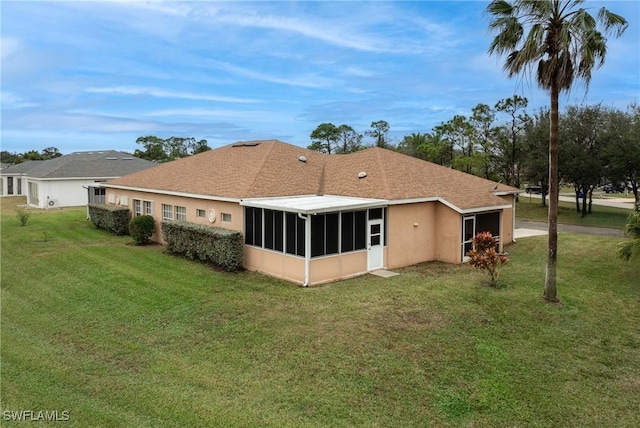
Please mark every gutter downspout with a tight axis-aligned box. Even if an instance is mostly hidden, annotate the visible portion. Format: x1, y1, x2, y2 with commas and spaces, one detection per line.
512, 194, 517, 243
298, 212, 310, 287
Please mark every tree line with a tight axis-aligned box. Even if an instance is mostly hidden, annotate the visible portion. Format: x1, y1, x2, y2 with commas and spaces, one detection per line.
307, 99, 640, 209
1, 147, 62, 164
1, 136, 211, 165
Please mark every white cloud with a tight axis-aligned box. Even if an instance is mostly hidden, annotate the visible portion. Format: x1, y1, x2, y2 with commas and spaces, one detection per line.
85, 86, 262, 104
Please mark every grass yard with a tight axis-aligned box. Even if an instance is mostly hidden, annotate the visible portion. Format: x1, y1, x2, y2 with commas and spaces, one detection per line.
517, 197, 630, 230
1, 207, 639, 427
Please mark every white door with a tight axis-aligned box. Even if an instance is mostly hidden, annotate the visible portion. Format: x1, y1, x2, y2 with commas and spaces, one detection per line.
367, 219, 384, 270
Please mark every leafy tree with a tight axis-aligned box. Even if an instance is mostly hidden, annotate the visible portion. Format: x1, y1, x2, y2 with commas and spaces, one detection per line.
133, 136, 209, 162
308, 123, 340, 154
487, 0, 628, 302
366, 120, 390, 148
41, 147, 62, 159
134, 136, 168, 162
436, 115, 478, 174
495, 95, 529, 187
336, 125, 363, 154
1, 151, 25, 164
22, 150, 44, 161
470, 103, 498, 179
605, 105, 640, 204
559, 104, 607, 216
191, 139, 211, 155
522, 108, 550, 207
397, 132, 429, 160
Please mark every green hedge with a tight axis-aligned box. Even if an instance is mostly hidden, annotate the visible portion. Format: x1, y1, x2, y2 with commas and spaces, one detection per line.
129, 215, 155, 245
162, 221, 243, 271
88, 203, 131, 235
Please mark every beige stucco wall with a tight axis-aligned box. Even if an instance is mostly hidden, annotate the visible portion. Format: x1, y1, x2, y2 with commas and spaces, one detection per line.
386, 203, 437, 269
435, 204, 463, 264
105, 189, 243, 242
244, 246, 306, 284
309, 251, 367, 285
499, 195, 515, 247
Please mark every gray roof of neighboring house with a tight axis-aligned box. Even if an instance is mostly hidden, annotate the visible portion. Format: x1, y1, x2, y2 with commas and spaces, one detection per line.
1, 160, 46, 175
1, 151, 155, 179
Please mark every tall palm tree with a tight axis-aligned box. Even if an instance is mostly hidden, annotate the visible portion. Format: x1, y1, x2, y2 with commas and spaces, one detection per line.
486, 0, 628, 302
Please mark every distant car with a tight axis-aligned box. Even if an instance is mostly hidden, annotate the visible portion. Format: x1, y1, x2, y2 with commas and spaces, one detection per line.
602, 184, 625, 193
525, 185, 542, 194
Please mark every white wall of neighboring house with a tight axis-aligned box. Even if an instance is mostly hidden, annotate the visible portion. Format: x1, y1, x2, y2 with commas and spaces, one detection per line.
1, 175, 27, 197
27, 178, 107, 208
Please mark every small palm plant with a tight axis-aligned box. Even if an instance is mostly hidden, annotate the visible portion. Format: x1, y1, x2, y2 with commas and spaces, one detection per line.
617, 203, 640, 262
467, 232, 509, 287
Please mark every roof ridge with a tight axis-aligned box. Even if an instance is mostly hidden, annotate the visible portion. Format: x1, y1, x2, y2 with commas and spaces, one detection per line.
317, 161, 326, 195
373, 148, 392, 199
244, 140, 277, 196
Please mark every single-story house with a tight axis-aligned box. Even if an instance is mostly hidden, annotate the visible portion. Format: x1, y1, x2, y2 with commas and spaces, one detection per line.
104, 140, 519, 286
1, 151, 155, 208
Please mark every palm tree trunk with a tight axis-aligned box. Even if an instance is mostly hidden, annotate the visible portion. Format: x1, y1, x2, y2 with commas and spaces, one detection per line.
544, 83, 560, 302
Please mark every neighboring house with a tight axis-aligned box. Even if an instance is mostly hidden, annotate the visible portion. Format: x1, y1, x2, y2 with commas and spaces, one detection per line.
1, 151, 155, 208
0, 160, 45, 198
104, 140, 520, 286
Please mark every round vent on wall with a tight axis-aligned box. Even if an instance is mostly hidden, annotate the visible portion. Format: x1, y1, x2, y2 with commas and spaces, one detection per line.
208, 209, 216, 223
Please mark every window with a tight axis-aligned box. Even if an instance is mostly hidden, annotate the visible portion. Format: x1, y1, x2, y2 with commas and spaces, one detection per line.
264, 210, 284, 251
176, 206, 187, 221
244, 207, 372, 258
162, 204, 173, 220
222, 213, 232, 222
461, 211, 501, 260
144, 201, 153, 216
311, 213, 340, 257
7, 177, 13, 195
196, 209, 206, 218
134, 199, 142, 216
17, 178, 22, 195
244, 207, 263, 247
285, 212, 306, 257
28, 182, 39, 206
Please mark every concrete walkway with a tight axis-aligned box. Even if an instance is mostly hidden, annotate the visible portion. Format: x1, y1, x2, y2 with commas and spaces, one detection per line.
515, 220, 623, 238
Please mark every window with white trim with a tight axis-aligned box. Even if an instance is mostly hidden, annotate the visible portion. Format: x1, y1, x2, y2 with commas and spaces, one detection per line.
133, 199, 142, 216
162, 204, 173, 221
196, 209, 206, 218
176, 206, 187, 221
221, 213, 232, 222
144, 201, 153, 216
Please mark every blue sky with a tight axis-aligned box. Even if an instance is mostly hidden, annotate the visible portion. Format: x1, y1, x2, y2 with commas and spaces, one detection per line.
2, 1, 639, 155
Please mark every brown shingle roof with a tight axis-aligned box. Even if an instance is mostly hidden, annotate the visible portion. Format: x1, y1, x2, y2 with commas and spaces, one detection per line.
106, 140, 517, 210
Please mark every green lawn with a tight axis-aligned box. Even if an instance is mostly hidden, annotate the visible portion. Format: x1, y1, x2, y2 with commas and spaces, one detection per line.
517, 197, 631, 229
2, 208, 639, 427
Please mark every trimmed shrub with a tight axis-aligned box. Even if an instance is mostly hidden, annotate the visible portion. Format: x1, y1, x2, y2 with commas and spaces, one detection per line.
162, 221, 243, 271
88, 203, 131, 235
129, 215, 155, 245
